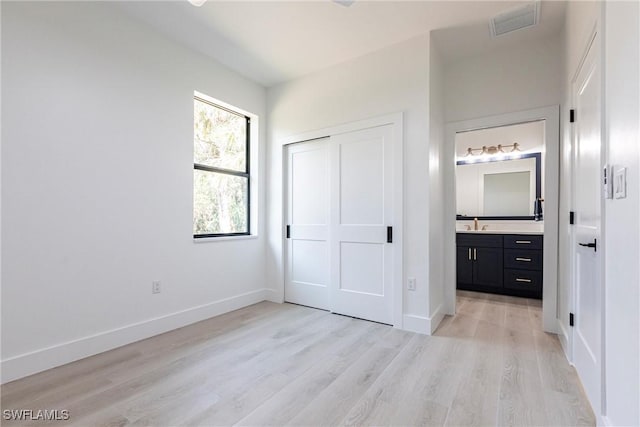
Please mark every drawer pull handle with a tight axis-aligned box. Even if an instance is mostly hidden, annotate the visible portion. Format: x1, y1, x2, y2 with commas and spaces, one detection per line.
516, 278, 532, 283
515, 240, 531, 244
468, 248, 471, 260
515, 257, 532, 262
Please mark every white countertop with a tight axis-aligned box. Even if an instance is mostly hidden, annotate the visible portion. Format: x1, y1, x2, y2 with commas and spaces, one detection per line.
456, 230, 543, 235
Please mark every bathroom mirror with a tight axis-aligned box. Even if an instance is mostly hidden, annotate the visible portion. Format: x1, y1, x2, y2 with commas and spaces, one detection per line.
455, 120, 544, 220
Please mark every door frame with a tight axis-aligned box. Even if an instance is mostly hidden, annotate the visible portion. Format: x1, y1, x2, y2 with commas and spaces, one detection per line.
279, 113, 404, 328
443, 105, 560, 333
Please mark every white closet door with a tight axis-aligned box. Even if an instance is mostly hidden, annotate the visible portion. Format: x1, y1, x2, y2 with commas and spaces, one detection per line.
329, 125, 394, 325
284, 139, 330, 310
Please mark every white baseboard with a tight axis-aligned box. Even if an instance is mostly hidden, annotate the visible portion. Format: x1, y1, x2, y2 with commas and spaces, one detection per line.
557, 317, 572, 363
402, 304, 444, 335
428, 304, 445, 334
403, 314, 430, 334
263, 288, 282, 303
1, 288, 272, 384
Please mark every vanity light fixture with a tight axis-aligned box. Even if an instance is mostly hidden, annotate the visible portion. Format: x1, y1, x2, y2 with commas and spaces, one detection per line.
464, 142, 521, 157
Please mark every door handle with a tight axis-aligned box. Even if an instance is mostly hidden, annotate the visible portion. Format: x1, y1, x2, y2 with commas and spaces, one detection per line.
516, 278, 532, 283
515, 257, 532, 262
387, 226, 393, 243
579, 238, 597, 252
468, 248, 471, 260
473, 248, 477, 260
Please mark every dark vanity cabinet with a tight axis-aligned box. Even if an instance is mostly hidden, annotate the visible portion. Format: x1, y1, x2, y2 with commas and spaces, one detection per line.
456, 233, 543, 299
456, 234, 503, 291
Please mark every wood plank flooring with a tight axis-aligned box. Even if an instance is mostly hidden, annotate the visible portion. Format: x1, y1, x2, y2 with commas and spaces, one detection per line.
1, 291, 595, 426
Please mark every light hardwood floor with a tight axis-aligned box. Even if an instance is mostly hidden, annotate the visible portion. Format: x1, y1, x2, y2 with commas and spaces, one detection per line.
1, 291, 594, 426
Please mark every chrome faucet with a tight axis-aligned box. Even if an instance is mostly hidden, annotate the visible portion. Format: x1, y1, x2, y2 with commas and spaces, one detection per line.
474, 217, 479, 231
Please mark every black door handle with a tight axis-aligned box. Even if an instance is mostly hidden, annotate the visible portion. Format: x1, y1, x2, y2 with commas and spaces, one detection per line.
578, 238, 597, 252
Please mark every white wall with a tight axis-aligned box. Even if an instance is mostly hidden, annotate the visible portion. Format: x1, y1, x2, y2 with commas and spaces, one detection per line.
267, 35, 433, 331
428, 39, 445, 330
602, 1, 640, 425
444, 34, 563, 123
1, 2, 267, 382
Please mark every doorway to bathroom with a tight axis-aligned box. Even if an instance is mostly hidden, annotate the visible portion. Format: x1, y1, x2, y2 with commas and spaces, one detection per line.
443, 106, 560, 334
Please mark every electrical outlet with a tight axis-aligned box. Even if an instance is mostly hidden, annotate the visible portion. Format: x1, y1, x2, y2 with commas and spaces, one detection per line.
152, 281, 161, 294
407, 277, 416, 291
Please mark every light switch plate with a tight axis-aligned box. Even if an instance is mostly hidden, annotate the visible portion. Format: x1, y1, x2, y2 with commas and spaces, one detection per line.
614, 167, 627, 199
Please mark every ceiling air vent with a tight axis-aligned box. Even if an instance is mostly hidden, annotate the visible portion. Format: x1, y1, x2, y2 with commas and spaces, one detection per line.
490, 2, 540, 37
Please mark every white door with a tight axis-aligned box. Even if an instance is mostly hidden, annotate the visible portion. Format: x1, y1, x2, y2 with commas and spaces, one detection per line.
329, 125, 395, 325
284, 139, 330, 310
572, 32, 603, 413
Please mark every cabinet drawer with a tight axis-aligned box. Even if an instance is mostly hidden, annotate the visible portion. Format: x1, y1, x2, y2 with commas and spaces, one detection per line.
456, 233, 503, 248
504, 269, 542, 293
504, 249, 543, 270
504, 235, 543, 250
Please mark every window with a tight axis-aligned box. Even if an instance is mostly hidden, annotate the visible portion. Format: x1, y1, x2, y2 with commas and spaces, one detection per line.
193, 96, 250, 238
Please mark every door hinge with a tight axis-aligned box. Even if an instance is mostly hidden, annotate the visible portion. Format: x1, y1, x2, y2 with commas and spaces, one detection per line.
570, 109, 576, 123
569, 211, 575, 225
286, 225, 290, 239
387, 226, 393, 243
569, 312, 574, 327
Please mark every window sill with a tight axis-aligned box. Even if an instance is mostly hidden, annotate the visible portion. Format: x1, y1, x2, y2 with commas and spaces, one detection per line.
193, 234, 258, 243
